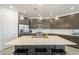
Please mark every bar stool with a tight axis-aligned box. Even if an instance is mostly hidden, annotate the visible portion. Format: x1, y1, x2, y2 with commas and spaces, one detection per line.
13, 49, 28, 55
34, 48, 48, 55
51, 49, 66, 55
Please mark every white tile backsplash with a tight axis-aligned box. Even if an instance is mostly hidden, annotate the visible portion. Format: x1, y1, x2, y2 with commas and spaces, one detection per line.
31, 29, 79, 36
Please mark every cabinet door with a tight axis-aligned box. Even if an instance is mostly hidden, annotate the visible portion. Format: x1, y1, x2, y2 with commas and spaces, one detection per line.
53, 14, 79, 29
53, 18, 65, 29
1, 7, 18, 49
3, 8, 18, 43
30, 19, 39, 29
63, 14, 79, 29
71, 14, 79, 29
0, 8, 3, 51
0, 8, 3, 41
42, 19, 50, 29
62, 16, 73, 29
18, 17, 29, 25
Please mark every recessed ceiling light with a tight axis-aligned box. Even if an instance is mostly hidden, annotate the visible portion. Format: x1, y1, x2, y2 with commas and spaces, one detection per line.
55, 17, 59, 20
20, 15, 24, 20
23, 10, 26, 13
38, 4, 42, 7
70, 7, 74, 10
9, 5, 13, 8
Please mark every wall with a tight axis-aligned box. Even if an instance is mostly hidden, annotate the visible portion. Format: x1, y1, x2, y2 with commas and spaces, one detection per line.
31, 29, 79, 36
31, 29, 72, 35
0, 7, 18, 51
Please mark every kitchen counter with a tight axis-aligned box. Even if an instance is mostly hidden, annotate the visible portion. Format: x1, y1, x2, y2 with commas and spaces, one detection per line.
31, 29, 79, 37
6, 36, 76, 45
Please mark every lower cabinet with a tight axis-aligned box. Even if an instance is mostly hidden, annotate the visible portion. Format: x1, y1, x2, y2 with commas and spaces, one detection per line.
14, 45, 66, 55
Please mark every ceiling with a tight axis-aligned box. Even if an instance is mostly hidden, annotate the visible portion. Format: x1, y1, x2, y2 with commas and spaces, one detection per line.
0, 4, 79, 19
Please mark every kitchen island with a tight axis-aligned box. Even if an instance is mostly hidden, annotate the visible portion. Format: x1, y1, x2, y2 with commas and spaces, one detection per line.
6, 36, 76, 55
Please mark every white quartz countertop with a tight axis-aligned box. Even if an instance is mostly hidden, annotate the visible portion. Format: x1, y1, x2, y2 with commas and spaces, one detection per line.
6, 36, 77, 45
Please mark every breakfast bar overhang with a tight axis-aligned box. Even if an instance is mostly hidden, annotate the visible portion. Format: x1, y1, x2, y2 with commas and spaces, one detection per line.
6, 36, 77, 55
6, 36, 76, 45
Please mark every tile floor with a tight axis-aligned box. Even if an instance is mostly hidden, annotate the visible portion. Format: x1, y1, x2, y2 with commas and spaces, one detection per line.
0, 46, 79, 55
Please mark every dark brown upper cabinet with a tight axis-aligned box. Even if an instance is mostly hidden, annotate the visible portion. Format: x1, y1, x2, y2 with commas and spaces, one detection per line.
53, 18, 65, 29
42, 19, 51, 29
18, 17, 29, 25
61, 16, 73, 29
30, 19, 51, 29
27, 13, 79, 29
71, 14, 79, 29
30, 19, 40, 29
53, 13, 79, 29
